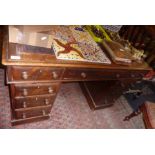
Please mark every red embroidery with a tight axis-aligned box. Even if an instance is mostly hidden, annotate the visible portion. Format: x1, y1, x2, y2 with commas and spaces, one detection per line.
54, 39, 84, 59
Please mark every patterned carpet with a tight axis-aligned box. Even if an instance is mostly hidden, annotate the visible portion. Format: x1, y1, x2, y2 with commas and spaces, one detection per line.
0, 69, 145, 129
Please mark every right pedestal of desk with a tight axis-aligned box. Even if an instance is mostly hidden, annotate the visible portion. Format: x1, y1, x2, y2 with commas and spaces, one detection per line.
80, 80, 135, 110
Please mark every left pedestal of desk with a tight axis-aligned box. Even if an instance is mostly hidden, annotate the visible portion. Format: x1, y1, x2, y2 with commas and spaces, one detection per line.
6, 66, 64, 125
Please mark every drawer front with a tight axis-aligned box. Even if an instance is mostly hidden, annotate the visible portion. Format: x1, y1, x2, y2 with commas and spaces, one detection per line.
63, 68, 146, 81
7, 66, 64, 83
13, 94, 56, 109
63, 68, 115, 81
14, 106, 51, 119
11, 83, 60, 97
11, 115, 50, 126
129, 71, 146, 79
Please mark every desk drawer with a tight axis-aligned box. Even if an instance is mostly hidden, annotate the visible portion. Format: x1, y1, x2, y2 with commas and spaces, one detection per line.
13, 94, 56, 109
63, 68, 145, 81
63, 68, 115, 81
11, 115, 50, 126
7, 66, 64, 83
11, 82, 60, 97
14, 105, 51, 119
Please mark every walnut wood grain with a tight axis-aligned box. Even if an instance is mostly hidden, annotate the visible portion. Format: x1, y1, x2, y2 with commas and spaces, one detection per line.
14, 105, 52, 119
11, 82, 60, 97
11, 115, 50, 126
7, 66, 64, 83
80, 80, 135, 110
13, 94, 56, 109
63, 68, 147, 81
2, 25, 153, 125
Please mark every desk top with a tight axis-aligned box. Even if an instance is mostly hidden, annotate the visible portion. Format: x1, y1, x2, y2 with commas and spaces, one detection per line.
2, 26, 152, 71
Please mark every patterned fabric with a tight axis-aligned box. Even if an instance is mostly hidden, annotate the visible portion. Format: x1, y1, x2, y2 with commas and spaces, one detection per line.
102, 25, 122, 32
0, 69, 144, 129
52, 26, 111, 64
125, 81, 155, 111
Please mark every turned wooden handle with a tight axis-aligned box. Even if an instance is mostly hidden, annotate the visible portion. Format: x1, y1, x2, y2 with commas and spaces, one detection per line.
52, 71, 58, 79
116, 74, 120, 78
48, 87, 54, 94
81, 72, 87, 78
131, 74, 135, 78
45, 99, 49, 105
23, 101, 27, 108
22, 71, 28, 80
23, 88, 28, 96
42, 110, 46, 116
121, 82, 125, 88
22, 113, 26, 119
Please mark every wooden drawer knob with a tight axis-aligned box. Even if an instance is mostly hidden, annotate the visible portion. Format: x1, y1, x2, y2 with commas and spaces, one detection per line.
116, 74, 120, 78
121, 83, 125, 88
45, 99, 49, 105
22, 113, 26, 119
104, 99, 108, 104
52, 71, 58, 79
131, 74, 135, 78
23, 89, 28, 96
42, 110, 46, 116
22, 71, 28, 80
23, 101, 27, 108
140, 73, 144, 77
81, 72, 87, 78
48, 87, 54, 94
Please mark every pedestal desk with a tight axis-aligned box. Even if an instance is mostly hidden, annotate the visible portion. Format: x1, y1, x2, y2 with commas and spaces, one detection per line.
2, 26, 152, 125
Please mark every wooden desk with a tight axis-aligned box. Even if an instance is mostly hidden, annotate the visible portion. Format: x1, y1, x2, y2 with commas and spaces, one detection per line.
2, 26, 152, 125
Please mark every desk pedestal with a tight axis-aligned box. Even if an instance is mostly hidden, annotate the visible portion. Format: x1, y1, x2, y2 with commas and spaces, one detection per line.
80, 80, 133, 110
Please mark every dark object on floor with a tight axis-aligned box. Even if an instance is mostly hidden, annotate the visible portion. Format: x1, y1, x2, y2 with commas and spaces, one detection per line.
123, 110, 141, 121
124, 81, 155, 111
123, 80, 155, 121
141, 102, 155, 129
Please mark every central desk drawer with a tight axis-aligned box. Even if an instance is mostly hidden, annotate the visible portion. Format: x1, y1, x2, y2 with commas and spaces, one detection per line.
63, 69, 114, 81
11, 82, 60, 97
7, 66, 64, 83
63, 68, 144, 81
13, 94, 56, 109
